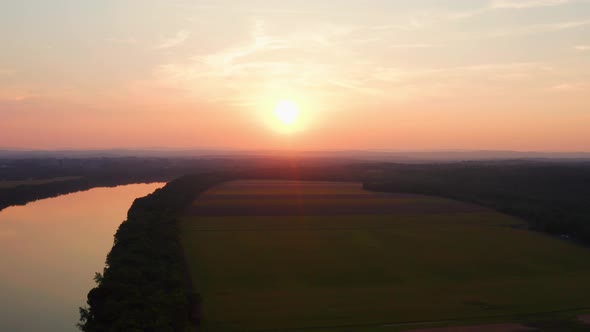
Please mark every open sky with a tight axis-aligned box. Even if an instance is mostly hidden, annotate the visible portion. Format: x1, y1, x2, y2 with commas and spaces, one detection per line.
1, 0, 589, 151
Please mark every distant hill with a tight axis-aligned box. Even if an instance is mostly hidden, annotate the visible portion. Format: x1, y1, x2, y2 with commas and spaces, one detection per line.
1, 148, 590, 162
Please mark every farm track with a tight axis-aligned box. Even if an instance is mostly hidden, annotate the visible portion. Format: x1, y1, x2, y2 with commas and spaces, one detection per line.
202, 306, 590, 332
182, 225, 499, 232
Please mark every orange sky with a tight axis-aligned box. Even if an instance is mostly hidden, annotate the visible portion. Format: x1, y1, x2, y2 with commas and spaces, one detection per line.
1, 1, 589, 151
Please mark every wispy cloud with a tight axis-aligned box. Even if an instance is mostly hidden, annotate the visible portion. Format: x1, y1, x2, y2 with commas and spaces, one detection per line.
487, 19, 590, 38
191, 20, 292, 73
148, 19, 402, 107
105, 37, 137, 44
326, 79, 383, 95
145, 13, 571, 108
445, 0, 578, 20
389, 43, 438, 49
382, 62, 551, 77
0, 87, 32, 102
373, 62, 553, 86
172, 2, 316, 15
549, 82, 587, 91
491, 0, 571, 9
154, 30, 189, 49
574, 44, 590, 50
150, 20, 311, 103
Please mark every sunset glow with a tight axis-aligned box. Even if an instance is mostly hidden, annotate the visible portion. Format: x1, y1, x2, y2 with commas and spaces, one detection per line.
274, 101, 299, 126
2, 3, 590, 330
274, 100, 300, 129
1, 1, 589, 151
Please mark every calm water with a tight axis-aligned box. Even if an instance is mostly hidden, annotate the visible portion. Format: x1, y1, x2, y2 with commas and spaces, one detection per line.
0, 183, 165, 332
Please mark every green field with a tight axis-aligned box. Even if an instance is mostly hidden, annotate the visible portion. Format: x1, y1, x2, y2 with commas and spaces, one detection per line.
180, 181, 590, 331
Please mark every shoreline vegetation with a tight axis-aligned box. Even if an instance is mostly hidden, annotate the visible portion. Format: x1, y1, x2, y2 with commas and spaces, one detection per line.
0, 157, 232, 212
0, 176, 174, 212
78, 173, 232, 331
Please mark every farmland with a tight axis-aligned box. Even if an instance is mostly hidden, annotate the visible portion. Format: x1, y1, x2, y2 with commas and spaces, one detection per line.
180, 180, 590, 331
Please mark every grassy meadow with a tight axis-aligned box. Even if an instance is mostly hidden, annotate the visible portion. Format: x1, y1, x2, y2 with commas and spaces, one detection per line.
180, 181, 590, 331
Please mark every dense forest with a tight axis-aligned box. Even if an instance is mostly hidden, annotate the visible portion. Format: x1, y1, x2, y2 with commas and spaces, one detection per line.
78, 172, 233, 331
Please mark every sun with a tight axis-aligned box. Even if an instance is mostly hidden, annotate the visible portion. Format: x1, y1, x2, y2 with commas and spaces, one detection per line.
274, 100, 300, 126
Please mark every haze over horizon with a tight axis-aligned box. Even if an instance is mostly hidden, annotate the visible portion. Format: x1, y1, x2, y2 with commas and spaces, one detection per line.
2, 0, 589, 151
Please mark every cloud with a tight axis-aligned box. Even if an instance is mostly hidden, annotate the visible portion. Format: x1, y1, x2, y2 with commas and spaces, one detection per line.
326, 79, 383, 95
146, 14, 564, 108
149, 20, 312, 103
148, 19, 397, 108
574, 44, 590, 50
443, 0, 578, 21
391, 62, 552, 78
171, 2, 316, 15
189, 20, 293, 75
549, 82, 587, 91
491, 0, 571, 9
389, 43, 438, 49
367, 61, 554, 100
0, 87, 33, 102
154, 30, 189, 49
478, 19, 590, 38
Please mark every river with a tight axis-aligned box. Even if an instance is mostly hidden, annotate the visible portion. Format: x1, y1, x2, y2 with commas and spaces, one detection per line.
0, 183, 165, 332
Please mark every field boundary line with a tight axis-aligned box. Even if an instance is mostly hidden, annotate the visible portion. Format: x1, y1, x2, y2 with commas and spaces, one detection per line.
217, 307, 590, 332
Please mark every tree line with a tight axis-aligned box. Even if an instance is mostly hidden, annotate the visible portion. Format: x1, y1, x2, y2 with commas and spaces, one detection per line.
363, 161, 590, 244
78, 172, 234, 331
